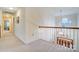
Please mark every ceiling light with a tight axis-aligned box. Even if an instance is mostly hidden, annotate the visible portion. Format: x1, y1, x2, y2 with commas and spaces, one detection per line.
9, 7, 14, 10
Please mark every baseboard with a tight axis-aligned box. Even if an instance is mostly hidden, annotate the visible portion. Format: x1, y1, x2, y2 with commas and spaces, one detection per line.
13, 33, 26, 45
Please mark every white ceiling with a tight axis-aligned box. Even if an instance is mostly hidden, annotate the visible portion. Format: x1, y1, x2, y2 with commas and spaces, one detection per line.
0, 7, 18, 13
0, 7, 79, 16
36, 7, 79, 16
25, 7, 79, 25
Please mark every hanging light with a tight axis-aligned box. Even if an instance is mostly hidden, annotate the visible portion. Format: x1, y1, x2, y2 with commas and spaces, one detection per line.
60, 9, 63, 21
57, 9, 64, 37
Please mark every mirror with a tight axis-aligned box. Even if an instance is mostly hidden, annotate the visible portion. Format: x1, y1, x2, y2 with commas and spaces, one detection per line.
4, 20, 10, 31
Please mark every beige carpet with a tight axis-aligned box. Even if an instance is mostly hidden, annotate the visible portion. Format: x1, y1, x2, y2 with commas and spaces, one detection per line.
0, 32, 74, 52
0, 32, 24, 51
6, 39, 73, 52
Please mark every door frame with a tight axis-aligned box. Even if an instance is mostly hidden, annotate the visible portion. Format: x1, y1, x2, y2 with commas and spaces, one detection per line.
2, 12, 14, 33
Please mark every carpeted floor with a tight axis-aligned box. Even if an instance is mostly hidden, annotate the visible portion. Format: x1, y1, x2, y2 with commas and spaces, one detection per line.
0, 32, 74, 52
0, 32, 24, 51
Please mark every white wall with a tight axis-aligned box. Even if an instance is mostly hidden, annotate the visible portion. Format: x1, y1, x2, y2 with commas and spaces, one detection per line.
0, 10, 2, 37
14, 8, 26, 43
30, 8, 56, 41
38, 17, 55, 41
0, 10, 2, 24
24, 8, 39, 44
14, 8, 40, 44
77, 14, 79, 49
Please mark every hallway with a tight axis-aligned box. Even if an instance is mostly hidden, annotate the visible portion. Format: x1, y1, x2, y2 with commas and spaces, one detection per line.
0, 7, 78, 52
0, 32, 25, 51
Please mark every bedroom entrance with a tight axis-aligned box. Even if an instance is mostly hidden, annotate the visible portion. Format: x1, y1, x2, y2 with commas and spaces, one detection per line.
2, 13, 14, 34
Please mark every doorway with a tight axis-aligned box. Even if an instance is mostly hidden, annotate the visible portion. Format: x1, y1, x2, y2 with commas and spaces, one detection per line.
2, 13, 14, 33
4, 19, 10, 31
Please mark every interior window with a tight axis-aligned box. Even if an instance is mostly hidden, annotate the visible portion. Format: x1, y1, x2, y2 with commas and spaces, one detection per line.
61, 18, 71, 27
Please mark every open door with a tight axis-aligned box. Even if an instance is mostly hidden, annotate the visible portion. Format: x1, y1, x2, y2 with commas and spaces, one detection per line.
2, 13, 13, 33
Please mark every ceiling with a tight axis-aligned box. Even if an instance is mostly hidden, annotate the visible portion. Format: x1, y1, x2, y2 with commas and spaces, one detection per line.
36, 7, 79, 16
0, 7, 18, 13
0, 7, 79, 16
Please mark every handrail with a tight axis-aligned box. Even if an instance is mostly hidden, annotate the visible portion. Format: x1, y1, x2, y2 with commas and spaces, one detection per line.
39, 26, 79, 49
39, 26, 79, 29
